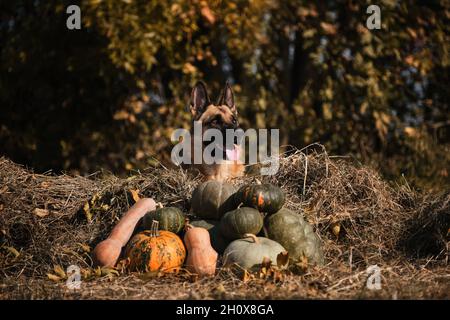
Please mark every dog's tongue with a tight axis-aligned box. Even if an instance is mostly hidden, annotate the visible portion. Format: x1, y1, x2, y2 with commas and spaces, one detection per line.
225, 145, 240, 161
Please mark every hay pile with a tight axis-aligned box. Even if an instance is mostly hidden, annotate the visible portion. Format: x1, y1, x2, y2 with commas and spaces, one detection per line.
0, 148, 448, 299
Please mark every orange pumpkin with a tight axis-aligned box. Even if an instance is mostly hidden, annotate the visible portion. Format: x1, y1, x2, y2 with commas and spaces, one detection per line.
125, 220, 186, 273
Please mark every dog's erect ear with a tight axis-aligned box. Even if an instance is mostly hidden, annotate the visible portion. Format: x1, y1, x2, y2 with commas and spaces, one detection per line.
217, 82, 236, 114
190, 81, 210, 118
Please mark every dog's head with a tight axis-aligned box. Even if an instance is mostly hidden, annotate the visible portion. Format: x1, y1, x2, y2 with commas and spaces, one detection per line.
189, 81, 240, 160
190, 81, 239, 131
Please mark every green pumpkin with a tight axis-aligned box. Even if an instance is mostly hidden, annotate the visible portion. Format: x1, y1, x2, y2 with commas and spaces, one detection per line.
223, 234, 287, 270
266, 208, 324, 265
234, 183, 285, 214
142, 207, 185, 234
219, 207, 264, 240
191, 181, 237, 220
190, 219, 230, 254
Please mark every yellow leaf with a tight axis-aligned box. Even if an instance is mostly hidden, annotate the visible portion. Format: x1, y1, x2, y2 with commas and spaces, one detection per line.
214, 283, 226, 294
242, 269, 251, 283
83, 202, 92, 222
136, 80, 146, 89
79, 243, 91, 253
94, 266, 102, 277
81, 268, 92, 279
40, 181, 50, 188
3, 246, 20, 258
332, 222, 341, 237
129, 189, 140, 202
138, 271, 160, 280
182, 63, 197, 74
47, 273, 62, 282
101, 267, 120, 277
303, 29, 316, 38
260, 267, 267, 277
113, 110, 130, 121
34, 208, 49, 217
91, 192, 100, 204
293, 255, 309, 274
322, 103, 333, 120
53, 265, 67, 279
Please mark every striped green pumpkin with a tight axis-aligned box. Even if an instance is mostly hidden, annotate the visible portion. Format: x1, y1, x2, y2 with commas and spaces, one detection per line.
142, 207, 185, 234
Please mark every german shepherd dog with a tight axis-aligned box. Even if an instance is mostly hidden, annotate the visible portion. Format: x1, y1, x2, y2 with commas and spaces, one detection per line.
187, 81, 245, 181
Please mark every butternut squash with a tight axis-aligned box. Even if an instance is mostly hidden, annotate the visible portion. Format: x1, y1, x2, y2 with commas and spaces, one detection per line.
183, 224, 218, 277
93, 198, 156, 267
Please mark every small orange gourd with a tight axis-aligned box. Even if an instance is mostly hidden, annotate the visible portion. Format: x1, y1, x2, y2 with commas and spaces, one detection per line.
184, 223, 218, 277
125, 220, 186, 273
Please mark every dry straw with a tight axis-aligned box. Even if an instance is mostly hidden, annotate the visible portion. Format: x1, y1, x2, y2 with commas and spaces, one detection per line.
0, 146, 448, 299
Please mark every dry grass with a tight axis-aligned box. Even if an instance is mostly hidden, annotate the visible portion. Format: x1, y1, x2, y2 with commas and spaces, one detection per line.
0, 146, 448, 299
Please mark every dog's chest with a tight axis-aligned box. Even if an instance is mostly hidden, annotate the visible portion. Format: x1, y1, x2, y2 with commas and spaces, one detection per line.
203, 161, 245, 181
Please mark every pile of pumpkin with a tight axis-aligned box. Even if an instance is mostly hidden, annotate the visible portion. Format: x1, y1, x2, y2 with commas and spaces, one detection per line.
93, 181, 324, 277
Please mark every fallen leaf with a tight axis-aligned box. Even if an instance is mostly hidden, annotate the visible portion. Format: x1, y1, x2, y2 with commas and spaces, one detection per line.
47, 273, 62, 282
259, 267, 267, 278
116, 258, 130, 272
295, 255, 309, 274
78, 243, 91, 253
138, 271, 159, 280
242, 269, 252, 283
34, 208, 49, 217
81, 268, 92, 279
3, 246, 20, 258
91, 193, 101, 204
53, 265, 66, 279
182, 63, 197, 74
41, 181, 50, 188
331, 222, 341, 237
113, 110, 130, 121
83, 202, 92, 222
101, 267, 120, 277
214, 283, 226, 294
94, 266, 102, 277
129, 189, 140, 202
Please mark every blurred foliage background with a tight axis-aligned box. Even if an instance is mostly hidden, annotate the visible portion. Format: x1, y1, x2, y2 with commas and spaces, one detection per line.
0, 0, 448, 190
